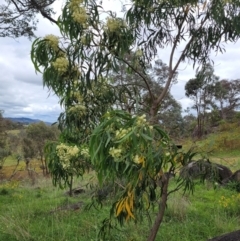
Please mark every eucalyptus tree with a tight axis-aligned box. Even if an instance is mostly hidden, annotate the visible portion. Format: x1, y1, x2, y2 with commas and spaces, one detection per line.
0, 0, 57, 38
109, 57, 182, 136
31, 0, 240, 240
25, 122, 60, 174
185, 63, 219, 137
213, 79, 240, 120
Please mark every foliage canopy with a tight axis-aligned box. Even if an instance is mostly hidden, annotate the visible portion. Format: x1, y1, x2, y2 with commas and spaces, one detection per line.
31, 0, 240, 240
0, 0, 57, 38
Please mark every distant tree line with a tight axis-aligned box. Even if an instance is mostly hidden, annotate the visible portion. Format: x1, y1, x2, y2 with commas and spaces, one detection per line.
0, 111, 10, 169
1, 61, 240, 173
185, 63, 240, 138
0, 113, 59, 175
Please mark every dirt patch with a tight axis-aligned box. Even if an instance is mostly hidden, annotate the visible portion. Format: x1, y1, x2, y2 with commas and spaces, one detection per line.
49, 201, 84, 213
0, 161, 44, 182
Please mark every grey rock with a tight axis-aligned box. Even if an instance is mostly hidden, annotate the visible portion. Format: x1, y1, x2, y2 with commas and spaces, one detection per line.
207, 230, 240, 241
180, 160, 232, 183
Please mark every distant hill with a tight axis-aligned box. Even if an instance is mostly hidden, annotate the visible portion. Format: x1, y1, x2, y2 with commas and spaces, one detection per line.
5, 117, 52, 126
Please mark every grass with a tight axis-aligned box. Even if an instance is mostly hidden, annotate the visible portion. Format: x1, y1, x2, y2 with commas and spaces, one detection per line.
0, 174, 240, 241
7, 130, 21, 136
1, 123, 240, 241
4, 155, 19, 166
1, 156, 45, 181
182, 125, 240, 172
0, 177, 143, 241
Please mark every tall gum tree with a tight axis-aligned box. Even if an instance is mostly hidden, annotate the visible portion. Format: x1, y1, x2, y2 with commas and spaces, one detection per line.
31, 0, 240, 240
185, 63, 219, 137
0, 0, 58, 38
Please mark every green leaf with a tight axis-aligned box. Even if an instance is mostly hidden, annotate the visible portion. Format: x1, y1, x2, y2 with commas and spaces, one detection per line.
114, 130, 133, 143
140, 132, 153, 141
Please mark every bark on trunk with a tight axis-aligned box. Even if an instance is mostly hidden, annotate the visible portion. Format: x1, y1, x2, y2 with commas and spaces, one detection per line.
40, 156, 45, 176
44, 158, 49, 174
69, 175, 73, 197
147, 177, 169, 241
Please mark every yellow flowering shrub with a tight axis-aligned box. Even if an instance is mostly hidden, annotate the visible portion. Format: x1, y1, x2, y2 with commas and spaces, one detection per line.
45, 140, 91, 193
56, 143, 79, 170
0, 181, 19, 190
219, 193, 240, 214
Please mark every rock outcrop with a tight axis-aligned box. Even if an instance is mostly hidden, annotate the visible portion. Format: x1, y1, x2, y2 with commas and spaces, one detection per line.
207, 230, 240, 241
180, 160, 232, 183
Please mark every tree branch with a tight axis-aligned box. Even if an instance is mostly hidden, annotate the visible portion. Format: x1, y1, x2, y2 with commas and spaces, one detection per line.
117, 57, 154, 102
31, 0, 58, 25
155, 7, 209, 107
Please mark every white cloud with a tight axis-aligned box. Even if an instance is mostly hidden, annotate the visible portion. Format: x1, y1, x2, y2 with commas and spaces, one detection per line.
0, 1, 239, 122
170, 41, 240, 111
0, 2, 63, 123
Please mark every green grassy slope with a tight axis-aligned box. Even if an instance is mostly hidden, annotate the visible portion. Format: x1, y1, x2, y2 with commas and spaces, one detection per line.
183, 122, 240, 171
0, 177, 240, 241
1, 123, 240, 241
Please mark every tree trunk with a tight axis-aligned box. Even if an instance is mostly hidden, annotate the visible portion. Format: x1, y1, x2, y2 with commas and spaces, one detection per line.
44, 158, 49, 175
41, 156, 45, 176
69, 175, 73, 197
147, 176, 169, 241
149, 101, 159, 125
9, 158, 20, 180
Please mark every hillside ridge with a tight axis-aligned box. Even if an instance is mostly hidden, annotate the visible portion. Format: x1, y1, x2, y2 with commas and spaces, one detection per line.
5, 117, 52, 125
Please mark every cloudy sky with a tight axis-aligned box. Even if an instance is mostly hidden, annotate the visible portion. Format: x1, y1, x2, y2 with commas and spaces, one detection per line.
0, 1, 240, 123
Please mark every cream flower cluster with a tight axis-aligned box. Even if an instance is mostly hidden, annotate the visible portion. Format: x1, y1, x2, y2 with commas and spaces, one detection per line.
52, 57, 69, 74
71, 91, 83, 102
133, 155, 145, 165
115, 128, 131, 140
89, 81, 108, 97
44, 34, 59, 51
106, 17, 123, 32
68, 104, 86, 114
80, 147, 90, 158
136, 114, 147, 126
72, 7, 88, 25
68, 0, 84, 9
68, 0, 88, 25
109, 147, 122, 159
56, 143, 79, 169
